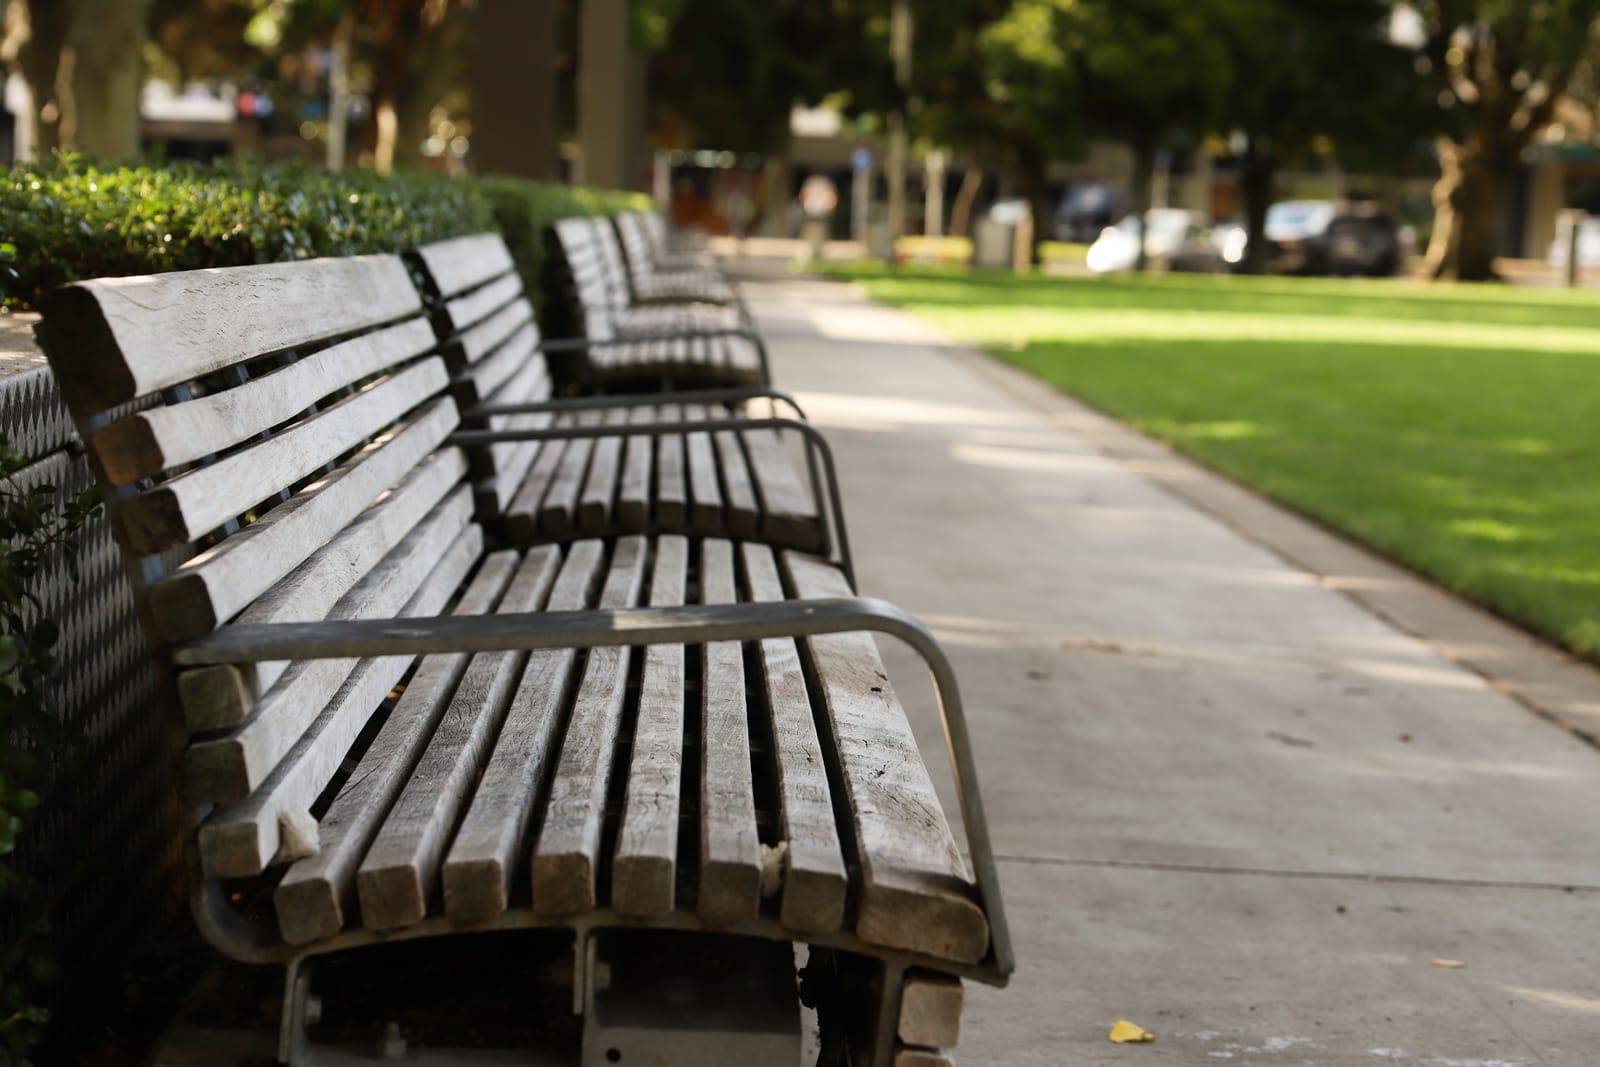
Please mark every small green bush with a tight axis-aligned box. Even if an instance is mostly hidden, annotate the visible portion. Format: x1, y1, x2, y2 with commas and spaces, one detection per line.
0, 155, 498, 309
475, 174, 650, 315
0, 155, 649, 313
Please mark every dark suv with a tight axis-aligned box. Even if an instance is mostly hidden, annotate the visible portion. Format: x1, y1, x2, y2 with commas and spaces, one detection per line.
1266, 199, 1401, 277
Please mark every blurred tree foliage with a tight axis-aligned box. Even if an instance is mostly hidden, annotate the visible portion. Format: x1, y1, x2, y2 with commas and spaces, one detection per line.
1404, 1, 1600, 281
1222, 0, 1426, 274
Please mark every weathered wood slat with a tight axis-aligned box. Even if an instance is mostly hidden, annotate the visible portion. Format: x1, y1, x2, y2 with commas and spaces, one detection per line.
609, 535, 689, 916
450, 298, 534, 369
89, 317, 437, 486
176, 449, 467, 731
577, 407, 627, 531
613, 405, 654, 530
145, 400, 459, 644
682, 405, 722, 533
698, 538, 761, 924
452, 319, 538, 409
357, 546, 561, 930
893, 1047, 955, 1067
538, 409, 599, 537
531, 535, 648, 915
654, 403, 687, 528
440, 541, 606, 921
184, 488, 475, 802
467, 355, 549, 479
117, 359, 448, 555
712, 416, 760, 538
503, 413, 575, 543
36, 254, 421, 414
743, 427, 824, 552
198, 524, 486, 882
440, 272, 521, 335
411, 233, 517, 299
268, 545, 516, 940
782, 552, 990, 965
898, 973, 964, 1049
741, 543, 847, 933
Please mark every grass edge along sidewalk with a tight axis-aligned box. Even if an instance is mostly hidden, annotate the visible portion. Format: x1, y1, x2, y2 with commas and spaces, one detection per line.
818, 261, 1600, 662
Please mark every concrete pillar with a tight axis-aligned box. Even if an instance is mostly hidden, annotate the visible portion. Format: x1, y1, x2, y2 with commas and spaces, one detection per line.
473, 0, 559, 179
1524, 158, 1564, 262
577, 0, 642, 190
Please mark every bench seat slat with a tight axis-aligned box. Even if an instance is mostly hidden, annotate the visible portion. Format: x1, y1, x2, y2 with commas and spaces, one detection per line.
441, 541, 607, 922
146, 398, 459, 644
270, 545, 519, 941
742, 543, 847, 933
531, 535, 648, 915
577, 407, 627, 530
177, 448, 469, 731
781, 552, 991, 966
185, 486, 476, 803
683, 405, 722, 532
744, 428, 825, 553
357, 545, 562, 930
697, 538, 761, 924
199, 521, 485, 882
610, 534, 689, 916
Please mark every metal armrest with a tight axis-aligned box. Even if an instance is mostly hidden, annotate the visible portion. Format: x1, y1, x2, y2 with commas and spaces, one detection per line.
450, 416, 850, 583
174, 597, 1012, 980
469, 385, 806, 423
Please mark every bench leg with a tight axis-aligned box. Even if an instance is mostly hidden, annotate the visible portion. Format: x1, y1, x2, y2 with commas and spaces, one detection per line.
277, 958, 316, 1066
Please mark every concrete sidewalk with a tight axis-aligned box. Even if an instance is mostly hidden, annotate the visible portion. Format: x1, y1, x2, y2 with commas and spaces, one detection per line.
744, 269, 1600, 1066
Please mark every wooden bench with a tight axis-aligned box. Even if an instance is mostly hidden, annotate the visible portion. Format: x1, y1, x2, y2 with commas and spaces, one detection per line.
410, 232, 836, 562
611, 211, 743, 306
35, 252, 1011, 1065
548, 217, 769, 390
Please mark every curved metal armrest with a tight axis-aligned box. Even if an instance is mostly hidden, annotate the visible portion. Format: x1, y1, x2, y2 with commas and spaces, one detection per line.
174, 597, 1012, 979
451, 416, 851, 583
536, 326, 770, 384
469, 385, 806, 422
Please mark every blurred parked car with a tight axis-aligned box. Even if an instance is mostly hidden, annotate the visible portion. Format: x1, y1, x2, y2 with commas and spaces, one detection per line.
1264, 199, 1400, 276
1085, 209, 1230, 273
1053, 182, 1124, 243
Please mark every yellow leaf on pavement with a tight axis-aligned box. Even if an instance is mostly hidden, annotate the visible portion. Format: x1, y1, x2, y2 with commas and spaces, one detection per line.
1432, 958, 1466, 969
1109, 1019, 1156, 1043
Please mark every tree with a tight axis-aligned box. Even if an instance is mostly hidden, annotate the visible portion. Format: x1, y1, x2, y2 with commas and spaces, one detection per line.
1407, 1, 1600, 281
1221, 0, 1426, 274
1061, 0, 1233, 269
2, 0, 147, 160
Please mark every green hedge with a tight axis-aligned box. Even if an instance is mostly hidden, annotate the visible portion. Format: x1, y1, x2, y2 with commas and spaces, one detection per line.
0, 155, 649, 312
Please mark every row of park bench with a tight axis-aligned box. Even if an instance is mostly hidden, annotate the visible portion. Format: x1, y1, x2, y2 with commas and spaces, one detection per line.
32, 210, 1011, 1066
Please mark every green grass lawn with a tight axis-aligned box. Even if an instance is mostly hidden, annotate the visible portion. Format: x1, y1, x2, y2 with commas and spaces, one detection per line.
821, 263, 1600, 657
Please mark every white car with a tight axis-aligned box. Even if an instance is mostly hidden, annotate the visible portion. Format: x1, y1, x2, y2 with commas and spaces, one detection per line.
1086, 209, 1224, 273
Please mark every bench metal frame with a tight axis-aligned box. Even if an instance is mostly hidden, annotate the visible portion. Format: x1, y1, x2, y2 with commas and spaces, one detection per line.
452, 413, 853, 586
532, 326, 772, 387
175, 597, 1013, 1066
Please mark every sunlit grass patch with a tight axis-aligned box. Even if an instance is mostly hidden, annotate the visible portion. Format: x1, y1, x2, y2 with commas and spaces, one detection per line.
821, 263, 1600, 657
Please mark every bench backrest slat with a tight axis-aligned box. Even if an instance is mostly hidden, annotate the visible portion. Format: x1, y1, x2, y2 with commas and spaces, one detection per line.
412, 233, 518, 301
37, 255, 421, 415
90, 318, 438, 486
550, 218, 620, 342
35, 252, 474, 847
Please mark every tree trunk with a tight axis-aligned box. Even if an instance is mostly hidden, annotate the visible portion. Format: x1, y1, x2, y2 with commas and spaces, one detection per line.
4, 0, 145, 161
471, 0, 559, 178
949, 167, 983, 239
1240, 134, 1274, 275
3, 0, 72, 158
1427, 134, 1516, 282
1014, 141, 1049, 265
1129, 140, 1156, 272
